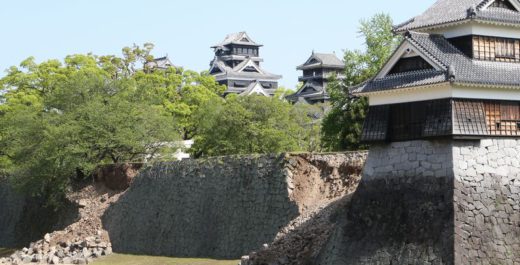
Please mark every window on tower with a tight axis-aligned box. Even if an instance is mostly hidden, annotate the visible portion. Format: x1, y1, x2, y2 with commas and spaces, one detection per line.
495, 38, 516, 59
473, 36, 519, 62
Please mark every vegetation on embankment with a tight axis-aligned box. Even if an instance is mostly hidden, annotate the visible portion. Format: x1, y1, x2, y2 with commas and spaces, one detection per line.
0, 44, 321, 208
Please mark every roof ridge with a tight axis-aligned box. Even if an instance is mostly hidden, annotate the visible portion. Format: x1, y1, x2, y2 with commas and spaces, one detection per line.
405, 33, 449, 69
381, 68, 446, 79
406, 31, 433, 36
393, 18, 416, 31
393, 0, 520, 33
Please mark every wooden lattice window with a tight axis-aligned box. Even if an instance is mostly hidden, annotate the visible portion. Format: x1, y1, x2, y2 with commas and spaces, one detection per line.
484, 100, 520, 136
495, 38, 516, 59
500, 102, 520, 120
473, 36, 520, 62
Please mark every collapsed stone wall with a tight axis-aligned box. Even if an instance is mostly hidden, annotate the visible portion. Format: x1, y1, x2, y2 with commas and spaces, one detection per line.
101, 152, 366, 259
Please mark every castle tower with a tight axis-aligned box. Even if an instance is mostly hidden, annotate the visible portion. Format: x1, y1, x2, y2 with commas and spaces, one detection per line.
209, 32, 282, 96
317, 1, 520, 264
287, 52, 345, 104
144, 56, 175, 72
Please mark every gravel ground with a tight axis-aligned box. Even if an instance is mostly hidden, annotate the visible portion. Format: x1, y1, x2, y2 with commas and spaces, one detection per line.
0, 249, 15, 258
91, 253, 239, 265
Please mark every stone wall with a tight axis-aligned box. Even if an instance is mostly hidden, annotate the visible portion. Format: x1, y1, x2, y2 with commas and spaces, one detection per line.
101, 152, 366, 259
316, 141, 455, 265
314, 139, 520, 265
0, 178, 78, 248
0, 177, 26, 247
453, 139, 520, 264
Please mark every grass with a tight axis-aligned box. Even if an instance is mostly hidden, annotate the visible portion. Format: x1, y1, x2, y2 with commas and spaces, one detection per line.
0, 248, 15, 258
91, 253, 239, 265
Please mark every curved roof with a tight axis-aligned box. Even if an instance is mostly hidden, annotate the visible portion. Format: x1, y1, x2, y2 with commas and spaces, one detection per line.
297, 52, 345, 70
211, 32, 263, 48
354, 31, 520, 94
394, 0, 520, 33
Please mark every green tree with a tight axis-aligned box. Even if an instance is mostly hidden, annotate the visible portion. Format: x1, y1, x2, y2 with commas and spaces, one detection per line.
191, 95, 313, 157
273, 86, 295, 100
0, 45, 224, 207
321, 13, 401, 151
291, 102, 327, 152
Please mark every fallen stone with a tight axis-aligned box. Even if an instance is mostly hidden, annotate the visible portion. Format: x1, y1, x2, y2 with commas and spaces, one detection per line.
78, 199, 88, 208
75, 257, 87, 264
104, 247, 113, 255
22, 255, 32, 264
44, 233, 51, 243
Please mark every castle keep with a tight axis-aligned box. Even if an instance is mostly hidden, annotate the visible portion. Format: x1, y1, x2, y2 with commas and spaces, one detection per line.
287, 52, 344, 104
317, 0, 520, 264
209, 32, 282, 96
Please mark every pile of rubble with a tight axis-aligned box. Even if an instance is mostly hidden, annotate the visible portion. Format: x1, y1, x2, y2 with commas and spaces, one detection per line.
240, 196, 352, 265
1, 183, 125, 265
1, 234, 112, 264
239, 153, 365, 265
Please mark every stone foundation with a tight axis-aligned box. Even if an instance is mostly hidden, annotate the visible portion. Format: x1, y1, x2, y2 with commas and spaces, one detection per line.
316, 139, 520, 265
453, 140, 520, 264
0, 178, 78, 249
0, 178, 26, 247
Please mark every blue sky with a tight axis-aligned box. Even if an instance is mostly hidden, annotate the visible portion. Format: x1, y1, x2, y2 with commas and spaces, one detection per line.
0, 0, 436, 88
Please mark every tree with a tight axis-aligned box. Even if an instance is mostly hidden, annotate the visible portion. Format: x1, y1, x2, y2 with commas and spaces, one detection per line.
0, 45, 224, 207
273, 86, 295, 100
291, 102, 327, 152
321, 13, 401, 151
191, 95, 313, 157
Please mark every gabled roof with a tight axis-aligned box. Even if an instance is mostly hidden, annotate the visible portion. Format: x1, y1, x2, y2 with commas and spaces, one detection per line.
296, 81, 324, 94
211, 32, 263, 48
394, 0, 520, 33
354, 31, 520, 94
297, 52, 345, 70
234, 58, 263, 73
145, 56, 175, 69
239, 82, 270, 96
209, 60, 227, 74
286, 81, 329, 103
210, 57, 282, 81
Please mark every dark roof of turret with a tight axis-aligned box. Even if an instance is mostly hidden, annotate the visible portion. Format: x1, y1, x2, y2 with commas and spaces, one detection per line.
211, 32, 263, 48
144, 56, 175, 69
354, 31, 520, 94
394, 0, 520, 33
297, 52, 344, 70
